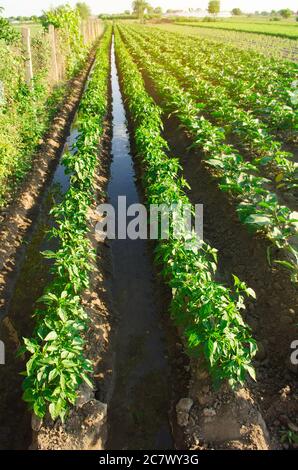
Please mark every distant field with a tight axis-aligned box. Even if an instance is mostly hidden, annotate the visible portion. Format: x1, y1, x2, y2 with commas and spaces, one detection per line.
202, 16, 296, 24
13, 22, 42, 36
151, 23, 298, 62
176, 18, 298, 39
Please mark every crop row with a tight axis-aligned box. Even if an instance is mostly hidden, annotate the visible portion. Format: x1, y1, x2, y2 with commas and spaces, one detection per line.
147, 25, 297, 91
114, 29, 257, 388
157, 23, 298, 62
118, 25, 298, 283
124, 25, 297, 191
20, 26, 112, 421
177, 20, 298, 40
129, 25, 298, 140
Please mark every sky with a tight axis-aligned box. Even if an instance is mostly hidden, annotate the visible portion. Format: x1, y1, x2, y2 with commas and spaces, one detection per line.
1, 1, 297, 17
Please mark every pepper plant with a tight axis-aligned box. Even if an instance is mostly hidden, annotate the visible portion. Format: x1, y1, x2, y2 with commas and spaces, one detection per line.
119, 26, 298, 282
115, 30, 257, 388
21, 27, 112, 421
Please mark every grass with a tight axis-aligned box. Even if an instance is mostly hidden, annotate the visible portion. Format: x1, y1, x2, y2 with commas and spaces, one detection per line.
175, 18, 298, 40
13, 22, 42, 37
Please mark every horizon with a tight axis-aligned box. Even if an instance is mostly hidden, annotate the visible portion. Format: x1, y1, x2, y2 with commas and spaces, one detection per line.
1, 1, 297, 18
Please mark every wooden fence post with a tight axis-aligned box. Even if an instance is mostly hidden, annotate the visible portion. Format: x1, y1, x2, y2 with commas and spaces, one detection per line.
81, 20, 87, 45
21, 27, 33, 86
48, 25, 59, 84
87, 20, 92, 42
98, 21, 104, 38
91, 20, 94, 41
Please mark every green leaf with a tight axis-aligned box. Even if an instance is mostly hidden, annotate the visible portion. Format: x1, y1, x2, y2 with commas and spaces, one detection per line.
23, 338, 37, 354
48, 368, 59, 382
274, 260, 296, 272
244, 364, 256, 381
44, 331, 58, 342
244, 214, 272, 226
82, 373, 93, 388
246, 288, 256, 299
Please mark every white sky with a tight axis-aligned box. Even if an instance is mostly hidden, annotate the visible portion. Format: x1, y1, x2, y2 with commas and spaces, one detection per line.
1, 1, 297, 17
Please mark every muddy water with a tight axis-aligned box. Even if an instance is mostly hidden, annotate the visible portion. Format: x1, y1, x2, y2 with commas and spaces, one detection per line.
0, 122, 78, 449
106, 40, 173, 450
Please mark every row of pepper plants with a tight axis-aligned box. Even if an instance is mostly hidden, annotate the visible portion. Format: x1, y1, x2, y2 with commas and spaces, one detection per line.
114, 29, 257, 389
20, 26, 112, 422
124, 25, 297, 192
130, 25, 298, 141
118, 25, 298, 283
167, 23, 298, 63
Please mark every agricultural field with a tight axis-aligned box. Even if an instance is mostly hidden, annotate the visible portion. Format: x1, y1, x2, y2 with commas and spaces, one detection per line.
0, 5, 297, 457
177, 18, 298, 39
151, 23, 298, 62
13, 22, 42, 36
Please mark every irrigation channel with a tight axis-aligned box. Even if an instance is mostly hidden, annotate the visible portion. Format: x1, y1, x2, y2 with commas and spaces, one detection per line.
106, 39, 173, 450
0, 36, 181, 450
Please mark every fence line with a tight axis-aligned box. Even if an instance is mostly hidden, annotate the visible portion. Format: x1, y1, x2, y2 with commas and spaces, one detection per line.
21, 27, 34, 86
21, 19, 104, 86
48, 24, 59, 84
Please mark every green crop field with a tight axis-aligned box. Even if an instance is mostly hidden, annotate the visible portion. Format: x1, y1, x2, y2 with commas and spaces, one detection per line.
0, 6, 298, 452
13, 21, 42, 36
176, 18, 298, 39
150, 23, 298, 62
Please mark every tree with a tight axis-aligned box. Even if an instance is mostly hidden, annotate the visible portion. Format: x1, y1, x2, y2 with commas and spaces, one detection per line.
231, 8, 242, 16
0, 7, 20, 44
76, 2, 91, 20
279, 9, 292, 19
132, 1, 149, 22
146, 4, 154, 15
208, 1, 220, 18
154, 7, 162, 15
